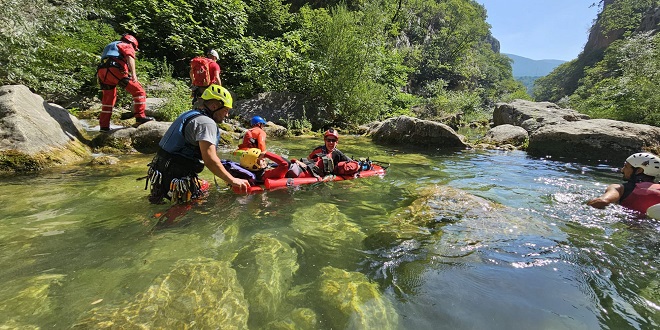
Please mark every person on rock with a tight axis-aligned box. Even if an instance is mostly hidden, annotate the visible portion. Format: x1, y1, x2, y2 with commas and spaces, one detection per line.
96, 34, 154, 131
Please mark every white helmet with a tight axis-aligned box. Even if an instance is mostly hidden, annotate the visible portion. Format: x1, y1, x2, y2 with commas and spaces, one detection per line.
626, 152, 660, 181
207, 49, 219, 59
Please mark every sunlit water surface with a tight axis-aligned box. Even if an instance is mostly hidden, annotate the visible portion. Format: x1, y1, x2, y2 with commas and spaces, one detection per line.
0, 136, 658, 329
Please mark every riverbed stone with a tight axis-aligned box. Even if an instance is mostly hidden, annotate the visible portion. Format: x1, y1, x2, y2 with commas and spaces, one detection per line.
493, 99, 590, 133
74, 257, 249, 329
131, 121, 170, 153
0, 274, 66, 323
291, 203, 366, 264
233, 233, 299, 326
369, 115, 467, 149
484, 124, 529, 146
265, 308, 318, 330
89, 155, 120, 166
91, 127, 136, 153
527, 119, 660, 163
263, 121, 288, 138
0, 85, 91, 172
315, 266, 399, 330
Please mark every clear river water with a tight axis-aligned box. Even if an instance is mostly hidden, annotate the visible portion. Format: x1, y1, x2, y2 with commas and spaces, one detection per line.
0, 136, 658, 329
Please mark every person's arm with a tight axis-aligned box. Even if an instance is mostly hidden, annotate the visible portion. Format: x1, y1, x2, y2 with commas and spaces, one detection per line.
261, 152, 289, 180
334, 149, 351, 162
257, 128, 267, 152
214, 72, 222, 86
587, 183, 624, 209
199, 140, 249, 192
308, 147, 322, 160
126, 56, 138, 82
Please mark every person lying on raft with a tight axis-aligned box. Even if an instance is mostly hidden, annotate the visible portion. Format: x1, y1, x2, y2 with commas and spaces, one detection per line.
238, 148, 332, 183
239, 148, 302, 183
588, 152, 660, 216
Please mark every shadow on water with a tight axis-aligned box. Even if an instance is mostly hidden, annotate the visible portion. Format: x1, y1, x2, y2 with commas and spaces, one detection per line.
0, 136, 658, 329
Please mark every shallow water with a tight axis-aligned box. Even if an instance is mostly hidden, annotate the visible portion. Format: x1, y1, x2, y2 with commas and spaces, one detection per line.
0, 136, 658, 329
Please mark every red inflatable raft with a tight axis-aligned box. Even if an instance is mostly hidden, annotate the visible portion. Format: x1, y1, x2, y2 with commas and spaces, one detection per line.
232, 163, 386, 194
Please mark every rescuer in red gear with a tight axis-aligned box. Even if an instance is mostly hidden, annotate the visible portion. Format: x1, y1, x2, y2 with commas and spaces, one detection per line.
96, 34, 154, 131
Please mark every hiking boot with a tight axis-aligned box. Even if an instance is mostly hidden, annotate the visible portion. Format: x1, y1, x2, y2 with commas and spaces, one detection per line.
100, 127, 110, 132
136, 116, 155, 124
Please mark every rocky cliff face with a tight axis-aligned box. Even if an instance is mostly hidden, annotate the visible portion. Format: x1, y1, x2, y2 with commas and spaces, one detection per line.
637, 5, 660, 33
583, 0, 620, 55
583, 1, 659, 56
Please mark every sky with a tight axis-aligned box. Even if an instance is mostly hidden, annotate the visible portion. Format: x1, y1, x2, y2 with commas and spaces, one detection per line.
476, 0, 601, 61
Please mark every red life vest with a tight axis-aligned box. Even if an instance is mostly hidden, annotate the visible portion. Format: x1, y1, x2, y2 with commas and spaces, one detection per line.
620, 182, 660, 214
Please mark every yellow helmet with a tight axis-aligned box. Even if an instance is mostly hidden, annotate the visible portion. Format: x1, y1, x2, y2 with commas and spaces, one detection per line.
201, 84, 233, 108
240, 148, 262, 171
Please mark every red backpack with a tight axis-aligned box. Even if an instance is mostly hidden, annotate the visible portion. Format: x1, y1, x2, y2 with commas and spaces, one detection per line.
190, 57, 212, 86
335, 160, 360, 176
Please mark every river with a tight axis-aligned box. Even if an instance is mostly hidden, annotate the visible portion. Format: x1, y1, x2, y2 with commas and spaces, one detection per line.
0, 136, 658, 329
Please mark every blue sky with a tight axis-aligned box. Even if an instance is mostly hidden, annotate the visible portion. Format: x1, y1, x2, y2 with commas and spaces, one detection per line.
476, 0, 601, 61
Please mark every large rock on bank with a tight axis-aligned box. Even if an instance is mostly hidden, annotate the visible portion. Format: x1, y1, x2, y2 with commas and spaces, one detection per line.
369, 115, 467, 149
233, 92, 327, 129
493, 99, 590, 132
0, 85, 90, 172
527, 119, 660, 163
494, 99, 660, 163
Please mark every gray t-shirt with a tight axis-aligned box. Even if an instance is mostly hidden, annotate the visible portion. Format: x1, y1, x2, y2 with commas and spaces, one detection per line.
183, 115, 219, 147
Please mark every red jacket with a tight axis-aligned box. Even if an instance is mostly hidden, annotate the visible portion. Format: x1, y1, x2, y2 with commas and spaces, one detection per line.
260, 152, 289, 180
238, 126, 267, 151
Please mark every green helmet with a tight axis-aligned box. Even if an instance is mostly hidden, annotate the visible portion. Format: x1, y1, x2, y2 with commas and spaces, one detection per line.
201, 84, 233, 108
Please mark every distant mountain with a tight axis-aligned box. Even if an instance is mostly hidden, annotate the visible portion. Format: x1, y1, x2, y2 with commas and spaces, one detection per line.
504, 53, 566, 77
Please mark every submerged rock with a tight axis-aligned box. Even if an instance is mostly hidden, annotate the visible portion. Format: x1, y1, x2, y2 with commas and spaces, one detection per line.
291, 203, 366, 263
233, 233, 299, 326
74, 257, 249, 329
0, 274, 65, 322
265, 307, 318, 330
315, 266, 399, 330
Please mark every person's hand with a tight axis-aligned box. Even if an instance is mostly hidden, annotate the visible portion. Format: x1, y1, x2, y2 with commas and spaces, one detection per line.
587, 198, 609, 209
230, 178, 250, 193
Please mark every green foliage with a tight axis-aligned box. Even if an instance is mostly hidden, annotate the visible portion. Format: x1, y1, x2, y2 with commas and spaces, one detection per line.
282, 116, 313, 136
104, 0, 249, 70
222, 34, 310, 98
296, 3, 409, 126
1, 0, 525, 130
599, 0, 656, 36
0, 0, 113, 103
570, 31, 660, 126
148, 58, 194, 121
405, 0, 490, 90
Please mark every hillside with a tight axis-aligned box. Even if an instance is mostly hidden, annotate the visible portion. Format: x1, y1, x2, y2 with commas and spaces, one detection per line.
504, 53, 566, 77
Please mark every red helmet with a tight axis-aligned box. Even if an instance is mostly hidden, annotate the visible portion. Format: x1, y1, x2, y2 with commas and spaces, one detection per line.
121, 34, 139, 51
324, 129, 339, 140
